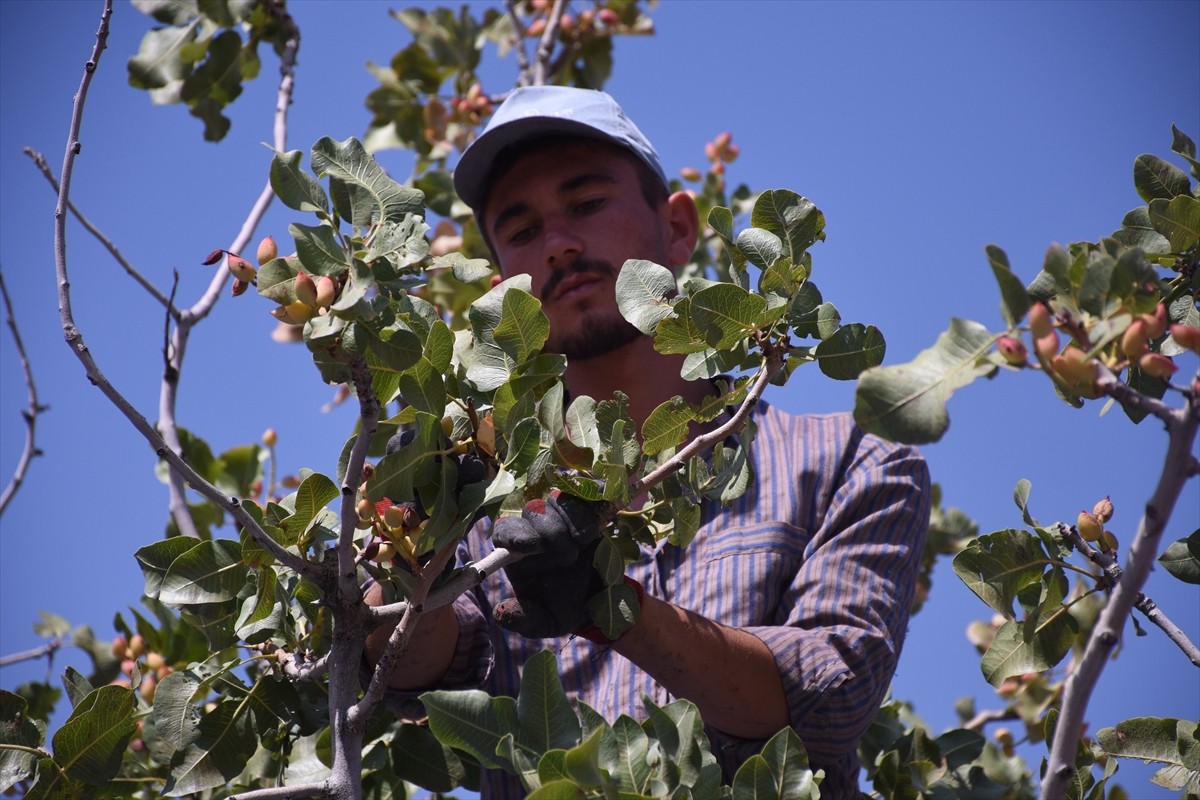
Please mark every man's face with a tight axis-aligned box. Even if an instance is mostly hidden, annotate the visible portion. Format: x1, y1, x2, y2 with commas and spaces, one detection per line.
482, 141, 674, 361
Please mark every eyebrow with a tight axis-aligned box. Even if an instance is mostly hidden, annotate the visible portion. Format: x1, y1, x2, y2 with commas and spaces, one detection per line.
489, 171, 620, 240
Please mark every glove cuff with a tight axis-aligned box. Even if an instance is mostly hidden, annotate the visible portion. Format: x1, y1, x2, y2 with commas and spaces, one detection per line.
572, 577, 645, 645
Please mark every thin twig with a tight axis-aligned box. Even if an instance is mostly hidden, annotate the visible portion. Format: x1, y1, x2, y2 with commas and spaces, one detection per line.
157, 3, 300, 539
0, 267, 47, 517
962, 707, 1019, 731
1041, 369, 1200, 799
506, 0, 532, 87
22, 147, 180, 319
0, 637, 64, 668
1057, 522, 1200, 666
49, 0, 317, 582
1095, 364, 1175, 425
532, 0, 566, 86
351, 537, 458, 728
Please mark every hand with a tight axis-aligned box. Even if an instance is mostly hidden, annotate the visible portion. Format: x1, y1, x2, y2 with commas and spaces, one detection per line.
491, 491, 604, 638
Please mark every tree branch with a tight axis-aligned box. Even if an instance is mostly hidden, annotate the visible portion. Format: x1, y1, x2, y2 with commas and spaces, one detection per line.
228, 784, 327, 800
352, 538, 458, 728
22, 147, 181, 318
157, 8, 300, 539
48, 0, 318, 582
1041, 376, 1200, 799
1057, 522, 1200, 666
1095, 364, 1175, 425
532, 0, 565, 86
0, 266, 47, 518
0, 637, 64, 668
506, 0, 532, 87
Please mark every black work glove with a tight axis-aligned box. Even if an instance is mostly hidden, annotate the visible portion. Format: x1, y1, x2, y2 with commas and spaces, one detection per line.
491, 491, 604, 638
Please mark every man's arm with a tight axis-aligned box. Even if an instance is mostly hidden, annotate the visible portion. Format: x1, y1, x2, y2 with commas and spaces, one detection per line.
363, 582, 459, 691
612, 594, 789, 739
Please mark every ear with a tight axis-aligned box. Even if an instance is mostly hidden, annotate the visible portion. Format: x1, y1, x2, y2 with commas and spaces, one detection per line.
663, 191, 699, 267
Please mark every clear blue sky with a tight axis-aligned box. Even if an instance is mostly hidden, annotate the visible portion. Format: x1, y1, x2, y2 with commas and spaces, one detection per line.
1, 1, 1197, 796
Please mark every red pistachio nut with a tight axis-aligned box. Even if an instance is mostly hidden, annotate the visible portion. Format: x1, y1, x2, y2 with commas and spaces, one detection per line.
1138, 352, 1177, 378
1029, 301, 1053, 340
256, 235, 278, 267
227, 254, 257, 282
1092, 496, 1114, 524
262, 428, 278, 448
598, 7, 619, 26
1142, 303, 1168, 339
679, 166, 702, 182
201, 248, 225, 266
1034, 330, 1060, 363
314, 275, 337, 309
230, 278, 250, 297
1121, 318, 1148, 360
996, 335, 1028, 366
270, 301, 315, 325
1170, 324, 1200, 355
1076, 510, 1103, 542
294, 272, 318, 307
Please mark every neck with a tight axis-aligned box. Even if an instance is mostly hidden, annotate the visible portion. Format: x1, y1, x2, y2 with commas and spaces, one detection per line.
562, 336, 713, 428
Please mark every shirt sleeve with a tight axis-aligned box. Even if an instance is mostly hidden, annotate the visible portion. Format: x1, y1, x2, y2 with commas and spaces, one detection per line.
713, 420, 931, 782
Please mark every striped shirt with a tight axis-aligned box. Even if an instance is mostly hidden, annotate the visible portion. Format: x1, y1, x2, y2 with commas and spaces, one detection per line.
410, 403, 930, 799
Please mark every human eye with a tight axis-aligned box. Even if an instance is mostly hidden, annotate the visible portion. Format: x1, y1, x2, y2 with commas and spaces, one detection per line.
505, 222, 537, 246
573, 196, 605, 215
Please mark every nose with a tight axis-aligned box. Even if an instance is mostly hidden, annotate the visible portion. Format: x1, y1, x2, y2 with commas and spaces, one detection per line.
542, 216, 583, 270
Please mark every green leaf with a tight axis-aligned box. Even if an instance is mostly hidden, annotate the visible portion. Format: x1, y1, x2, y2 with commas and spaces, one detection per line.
0, 691, 44, 791
952, 530, 1048, 618
421, 689, 517, 771
814, 323, 886, 380
163, 698, 257, 795
1133, 154, 1191, 201
733, 727, 816, 799
688, 283, 766, 350
52, 686, 136, 785
654, 297, 709, 354
128, 21, 199, 90
135, 537, 202, 599
562, 725, 607, 787
1158, 530, 1200, 584
735, 228, 784, 269
588, 582, 640, 642
854, 318, 996, 444
1112, 206, 1173, 254
980, 613, 1077, 687
494, 289, 549, 364
733, 755, 778, 799
285, 472, 339, 539
61, 668, 93, 710
601, 715, 654, 794
270, 149, 329, 214
935, 728, 985, 771
235, 568, 284, 644
616, 259, 677, 334
1096, 718, 1200, 792
986, 245, 1032, 329
516, 651, 582, 754
159, 539, 248, 605
390, 722, 468, 791
750, 190, 825, 264
1148, 194, 1200, 252
641, 396, 695, 456
1171, 125, 1200, 178
289, 222, 351, 277
1013, 478, 1039, 528
150, 671, 201, 751
310, 136, 423, 226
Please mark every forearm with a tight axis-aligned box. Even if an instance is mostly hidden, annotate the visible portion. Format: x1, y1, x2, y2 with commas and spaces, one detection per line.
363, 582, 460, 690
612, 593, 789, 739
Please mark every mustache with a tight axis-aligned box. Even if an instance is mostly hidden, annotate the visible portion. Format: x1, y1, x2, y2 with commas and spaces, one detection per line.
540, 258, 616, 302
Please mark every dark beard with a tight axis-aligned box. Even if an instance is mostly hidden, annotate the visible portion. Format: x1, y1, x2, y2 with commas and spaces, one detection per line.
553, 312, 643, 361
543, 257, 644, 361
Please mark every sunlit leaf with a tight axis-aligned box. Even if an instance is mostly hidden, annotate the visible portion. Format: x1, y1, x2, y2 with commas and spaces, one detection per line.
616, 259, 677, 334
1096, 718, 1200, 792
494, 289, 549, 364
953, 530, 1048, 618
1133, 154, 1191, 202
1158, 530, 1200, 584
1148, 195, 1200, 252
814, 323, 885, 380
310, 136, 423, 226
854, 318, 995, 444
160, 540, 248, 605
986, 245, 1031, 328
270, 149, 329, 214
52, 686, 136, 785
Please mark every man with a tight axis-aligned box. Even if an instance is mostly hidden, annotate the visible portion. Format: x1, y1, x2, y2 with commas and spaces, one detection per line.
366, 86, 931, 799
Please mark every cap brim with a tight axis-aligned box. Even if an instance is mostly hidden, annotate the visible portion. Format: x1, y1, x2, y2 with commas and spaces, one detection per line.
454, 117, 639, 212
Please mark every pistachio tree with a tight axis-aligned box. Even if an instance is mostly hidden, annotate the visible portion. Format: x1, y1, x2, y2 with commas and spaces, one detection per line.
1, 1, 1196, 799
